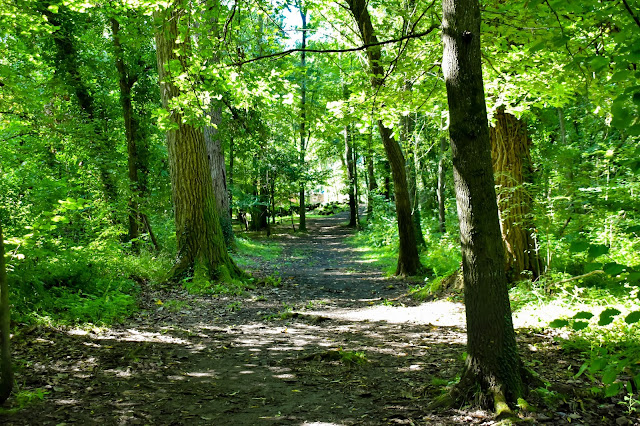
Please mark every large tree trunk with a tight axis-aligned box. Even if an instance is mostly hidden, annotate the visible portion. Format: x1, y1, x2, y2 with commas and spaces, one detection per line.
490, 108, 540, 282
0, 223, 13, 404
442, 0, 525, 411
204, 104, 234, 247
155, 5, 241, 281
298, 6, 308, 232
346, 0, 422, 276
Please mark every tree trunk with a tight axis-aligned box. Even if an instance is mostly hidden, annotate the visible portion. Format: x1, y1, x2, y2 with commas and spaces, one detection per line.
345, 124, 358, 227
490, 108, 540, 282
353, 141, 361, 226
346, 0, 422, 276
155, 5, 241, 282
0, 223, 13, 404
204, 104, 234, 247
43, 5, 119, 205
442, 0, 524, 411
298, 6, 308, 232
403, 114, 426, 246
229, 137, 234, 219
366, 127, 377, 217
437, 136, 447, 233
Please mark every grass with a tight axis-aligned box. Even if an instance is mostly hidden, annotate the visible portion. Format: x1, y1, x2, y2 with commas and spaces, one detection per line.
233, 236, 282, 268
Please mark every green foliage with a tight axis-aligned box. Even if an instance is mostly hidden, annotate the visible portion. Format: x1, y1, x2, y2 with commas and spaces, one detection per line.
338, 349, 367, 366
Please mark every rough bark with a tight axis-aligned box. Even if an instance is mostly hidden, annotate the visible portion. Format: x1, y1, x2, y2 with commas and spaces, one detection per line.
442, 0, 525, 410
437, 136, 447, 233
204, 105, 234, 247
155, 5, 241, 281
346, 0, 422, 276
298, 6, 308, 232
0, 223, 13, 404
490, 108, 540, 282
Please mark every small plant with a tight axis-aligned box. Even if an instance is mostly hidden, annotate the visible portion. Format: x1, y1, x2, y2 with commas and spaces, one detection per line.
226, 301, 242, 312
16, 388, 49, 407
618, 392, 640, 415
339, 349, 367, 365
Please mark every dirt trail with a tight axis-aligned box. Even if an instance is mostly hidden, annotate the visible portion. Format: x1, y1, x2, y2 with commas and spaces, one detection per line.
0, 213, 631, 425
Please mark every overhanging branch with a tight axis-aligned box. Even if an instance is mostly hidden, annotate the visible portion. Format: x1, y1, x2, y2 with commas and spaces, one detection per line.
230, 26, 438, 66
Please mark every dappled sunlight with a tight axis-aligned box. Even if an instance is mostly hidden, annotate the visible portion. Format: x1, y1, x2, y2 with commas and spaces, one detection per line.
303, 300, 467, 328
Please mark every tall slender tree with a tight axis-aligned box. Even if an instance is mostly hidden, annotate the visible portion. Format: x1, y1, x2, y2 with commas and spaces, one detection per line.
110, 16, 159, 252
441, 0, 525, 411
0, 223, 12, 404
346, 0, 423, 275
298, 3, 309, 232
154, 4, 242, 281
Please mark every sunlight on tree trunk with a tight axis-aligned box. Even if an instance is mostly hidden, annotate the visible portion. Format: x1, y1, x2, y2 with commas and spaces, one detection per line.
154, 5, 242, 282
490, 107, 541, 282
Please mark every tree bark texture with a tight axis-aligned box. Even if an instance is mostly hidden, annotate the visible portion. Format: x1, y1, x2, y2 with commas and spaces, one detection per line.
346, 0, 422, 276
0, 223, 13, 404
204, 104, 234, 247
490, 108, 540, 282
442, 0, 524, 408
155, 5, 241, 281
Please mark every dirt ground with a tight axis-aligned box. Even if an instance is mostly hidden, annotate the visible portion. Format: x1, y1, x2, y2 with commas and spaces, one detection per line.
1, 212, 637, 425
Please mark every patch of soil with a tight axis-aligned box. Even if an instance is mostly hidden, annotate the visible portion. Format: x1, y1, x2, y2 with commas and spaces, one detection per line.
1, 212, 637, 425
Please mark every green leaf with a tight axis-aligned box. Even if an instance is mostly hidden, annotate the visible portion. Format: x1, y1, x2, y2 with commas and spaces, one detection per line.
588, 244, 609, 258
604, 382, 622, 397
574, 362, 588, 378
572, 321, 590, 331
590, 357, 608, 372
627, 272, 640, 284
626, 225, 640, 234
624, 311, 640, 324
585, 263, 602, 273
603, 262, 625, 276
598, 308, 622, 326
549, 319, 569, 328
602, 368, 618, 385
569, 241, 589, 253
573, 311, 594, 320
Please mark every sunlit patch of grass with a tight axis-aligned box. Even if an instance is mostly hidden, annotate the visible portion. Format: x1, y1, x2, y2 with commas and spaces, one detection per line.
346, 233, 397, 276
232, 237, 282, 268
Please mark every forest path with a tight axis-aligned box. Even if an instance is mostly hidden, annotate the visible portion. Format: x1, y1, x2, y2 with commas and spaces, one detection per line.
1, 213, 615, 425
